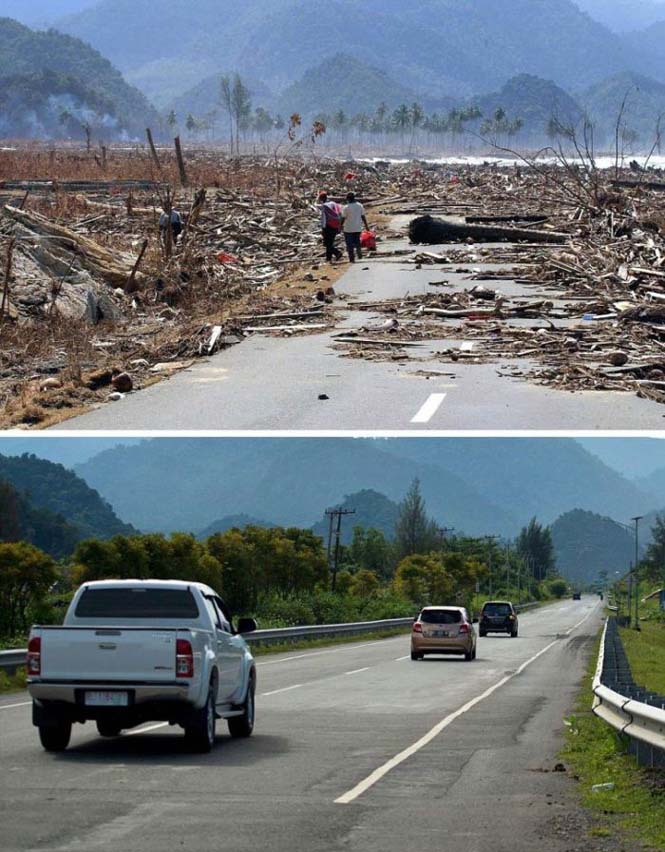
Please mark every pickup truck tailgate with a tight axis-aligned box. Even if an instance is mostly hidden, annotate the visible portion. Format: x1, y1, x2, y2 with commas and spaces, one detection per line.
41, 629, 179, 681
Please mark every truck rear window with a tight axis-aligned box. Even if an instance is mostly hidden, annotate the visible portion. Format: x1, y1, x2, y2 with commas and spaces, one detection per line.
75, 588, 199, 619
420, 610, 461, 624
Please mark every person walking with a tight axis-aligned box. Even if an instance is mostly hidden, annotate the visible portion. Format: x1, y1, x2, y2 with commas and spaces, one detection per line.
159, 208, 184, 245
318, 192, 343, 263
341, 192, 369, 263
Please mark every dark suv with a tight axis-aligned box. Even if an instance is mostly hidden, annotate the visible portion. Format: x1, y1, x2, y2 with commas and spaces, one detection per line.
479, 601, 518, 637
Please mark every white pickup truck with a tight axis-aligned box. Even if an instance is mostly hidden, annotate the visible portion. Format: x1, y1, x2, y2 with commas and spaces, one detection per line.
27, 579, 257, 753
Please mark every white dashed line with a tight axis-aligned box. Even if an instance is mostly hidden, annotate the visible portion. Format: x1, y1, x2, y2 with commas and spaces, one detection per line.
395, 656, 411, 662
262, 684, 303, 697
345, 668, 370, 676
411, 393, 447, 424
0, 701, 31, 711
126, 722, 169, 736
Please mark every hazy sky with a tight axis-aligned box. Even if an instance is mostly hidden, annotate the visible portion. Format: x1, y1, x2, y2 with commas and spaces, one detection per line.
3, 0, 665, 28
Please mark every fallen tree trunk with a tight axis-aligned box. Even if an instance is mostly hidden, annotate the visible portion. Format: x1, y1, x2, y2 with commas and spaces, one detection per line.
409, 214, 568, 245
2, 205, 147, 289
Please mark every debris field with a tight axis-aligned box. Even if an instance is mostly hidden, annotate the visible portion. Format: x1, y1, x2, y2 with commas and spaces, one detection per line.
2, 144, 665, 426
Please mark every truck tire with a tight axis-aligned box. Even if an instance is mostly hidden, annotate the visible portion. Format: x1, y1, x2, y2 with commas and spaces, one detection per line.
185, 687, 216, 753
228, 674, 255, 738
39, 722, 71, 752
96, 720, 122, 738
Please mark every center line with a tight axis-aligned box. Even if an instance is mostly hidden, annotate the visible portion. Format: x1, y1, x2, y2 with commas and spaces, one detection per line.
335, 603, 599, 805
0, 701, 31, 711
346, 668, 370, 676
411, 393, 446, 424
263, 684, 303, 696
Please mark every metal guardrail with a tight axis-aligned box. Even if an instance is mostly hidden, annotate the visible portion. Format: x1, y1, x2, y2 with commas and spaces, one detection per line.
592, 618, 665, 769
0, 602, 542, 673
0, 649, 27, 676
244, 617, 414, 646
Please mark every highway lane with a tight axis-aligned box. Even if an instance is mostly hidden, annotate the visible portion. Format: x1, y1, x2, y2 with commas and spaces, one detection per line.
55, 222, 665, 431
0, 598, 605, 852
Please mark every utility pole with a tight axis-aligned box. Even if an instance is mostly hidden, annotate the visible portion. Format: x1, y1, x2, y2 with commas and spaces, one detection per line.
325, 507, 356, 592
632, 515, 643, 631
485, 536, 498, 596
438, 527, 455, 550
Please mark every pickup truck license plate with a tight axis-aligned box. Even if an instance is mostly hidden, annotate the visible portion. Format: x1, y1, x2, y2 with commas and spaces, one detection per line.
85, 691, 129, 707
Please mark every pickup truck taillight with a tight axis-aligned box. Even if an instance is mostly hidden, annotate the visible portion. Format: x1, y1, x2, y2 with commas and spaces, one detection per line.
176, 639, 194, 678
27, 637, 41, 676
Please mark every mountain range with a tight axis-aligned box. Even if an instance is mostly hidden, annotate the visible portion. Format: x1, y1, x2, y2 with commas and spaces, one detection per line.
1, 438, 665, 582
0, 17, 159, 139
2, 0, 665, 145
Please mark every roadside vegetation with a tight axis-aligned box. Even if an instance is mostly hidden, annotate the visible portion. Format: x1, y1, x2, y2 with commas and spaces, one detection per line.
562, 631, 665, 850
0, 479, 567, 651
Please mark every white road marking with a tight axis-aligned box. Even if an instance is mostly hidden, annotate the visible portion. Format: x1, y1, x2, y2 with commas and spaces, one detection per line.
262, 684, 303, 697
0, 701, 31, 710
411, 393, 447, 424
395, 656, 411, 661
345, 667, 370, 676
126, 722, 169, 736
335, 603, 600, 805
257, 639, 402, 668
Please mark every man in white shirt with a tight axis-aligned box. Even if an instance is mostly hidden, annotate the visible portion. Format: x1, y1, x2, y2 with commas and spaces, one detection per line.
341, 192, 369, 263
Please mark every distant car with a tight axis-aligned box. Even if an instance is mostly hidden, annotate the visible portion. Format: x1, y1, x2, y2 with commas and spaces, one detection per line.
411, 606, 476, 661
479, 600, 518, 637
572, 592, 582, 600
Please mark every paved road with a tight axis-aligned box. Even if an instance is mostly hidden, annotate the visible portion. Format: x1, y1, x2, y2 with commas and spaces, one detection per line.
1, 599, 610, 852
56, 219, 665, 430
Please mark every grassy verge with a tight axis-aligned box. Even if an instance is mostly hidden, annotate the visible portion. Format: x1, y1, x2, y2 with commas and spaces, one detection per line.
0, 666, 26, 695
620, 600, 665, 695
561, 630, 665, 850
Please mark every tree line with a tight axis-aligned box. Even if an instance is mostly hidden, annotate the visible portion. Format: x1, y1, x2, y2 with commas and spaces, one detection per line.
0, 477, 569, 642
166, 73, 525, 154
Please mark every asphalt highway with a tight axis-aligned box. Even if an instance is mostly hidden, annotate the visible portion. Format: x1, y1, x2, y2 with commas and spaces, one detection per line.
0, 598, 609, 852
55, 221, 665, 431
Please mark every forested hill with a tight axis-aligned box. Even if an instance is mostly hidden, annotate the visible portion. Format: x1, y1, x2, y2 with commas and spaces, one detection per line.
550, 509, 636, 584
0, 454, 135, 543
58, 0, 631, 105
0, 479, 80, 559
0, 17, 159, 138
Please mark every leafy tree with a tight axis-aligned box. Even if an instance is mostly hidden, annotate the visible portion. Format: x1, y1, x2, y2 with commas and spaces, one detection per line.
645, 514, 665, 585
395, 479, 440, 559
350, 569, 380, 599
348, 526, 392, 577
517, 518, 556, 581
0, 542, 58, 636
549, 578, 568, 599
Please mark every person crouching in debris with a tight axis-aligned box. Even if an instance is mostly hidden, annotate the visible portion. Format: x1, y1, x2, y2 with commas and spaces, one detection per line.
341, 192, 369, 263
318, 192, 343, 263
159, 208, 183, 245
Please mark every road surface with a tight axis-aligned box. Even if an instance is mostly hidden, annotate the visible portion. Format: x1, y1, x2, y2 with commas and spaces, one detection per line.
55, 219, 665, 431
0, 599, 614, 852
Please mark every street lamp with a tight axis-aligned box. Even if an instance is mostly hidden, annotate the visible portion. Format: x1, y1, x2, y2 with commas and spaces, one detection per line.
631, 516, 643, 631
